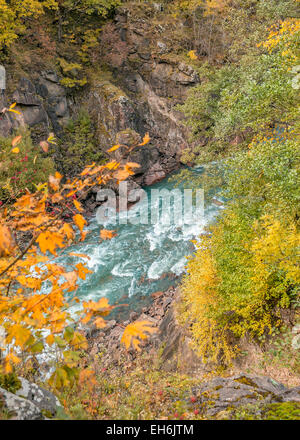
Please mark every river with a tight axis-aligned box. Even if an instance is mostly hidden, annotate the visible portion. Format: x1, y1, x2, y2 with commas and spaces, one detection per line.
53, 167, 223, 320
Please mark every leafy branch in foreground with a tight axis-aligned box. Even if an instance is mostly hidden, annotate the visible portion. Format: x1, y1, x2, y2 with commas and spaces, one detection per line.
0, 129, 155, 390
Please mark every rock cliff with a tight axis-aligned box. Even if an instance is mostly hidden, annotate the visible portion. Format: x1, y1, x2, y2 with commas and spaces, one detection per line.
0, 3, 198, 189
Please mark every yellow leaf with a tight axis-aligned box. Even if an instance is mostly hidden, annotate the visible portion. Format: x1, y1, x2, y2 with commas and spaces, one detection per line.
8, 103, 21, 115
105, 160, 120, 170
107, 144, 121, 153
47, 133, 57, 145
188, 50, 198, 60
46, 334, 55, 346
121, 320, 157, 351
11, 147, 19, 154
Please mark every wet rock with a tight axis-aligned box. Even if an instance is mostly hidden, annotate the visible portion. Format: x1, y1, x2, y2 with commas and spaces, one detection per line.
130, 312, 138, 322
144, 162, 166, 186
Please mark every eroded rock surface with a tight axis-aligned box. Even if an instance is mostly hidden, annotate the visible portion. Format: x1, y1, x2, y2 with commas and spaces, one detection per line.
190, 374, 300, 417
0, 377, 61, 420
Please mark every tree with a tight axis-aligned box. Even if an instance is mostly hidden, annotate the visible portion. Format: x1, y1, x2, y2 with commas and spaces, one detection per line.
178, 2, 300, 364
0, 0, 58, 50
0, 129, 155, 390
178, 2, 300, 163
0, 0, 120, 49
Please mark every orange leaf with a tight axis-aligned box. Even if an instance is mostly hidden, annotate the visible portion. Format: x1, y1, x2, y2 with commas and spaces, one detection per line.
100, 229, 117, 240
121, 321, 157, 351
0, 224, 15, 257
63, 271, 78, 285
73, 214, 86, 233
76, 262, 92, 280
4, 353, 21, 373
139, 133, 150, 146
125, 162, 140, 169
36, 231, 64, 255
49, 172, 62, 191
60, 223, 74, 240
73, 199, 83, 212
83, 297, 110, 312
46, 334, 55, 346
40, 141, 49, 153
80, 230, 89, 242
12, 135, 22, 147
6, 324, 31, 349
94, 317, 106, 329
113, 169, 132, 181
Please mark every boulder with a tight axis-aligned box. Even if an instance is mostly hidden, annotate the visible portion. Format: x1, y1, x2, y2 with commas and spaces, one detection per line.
144, 162, 166, 186
15, 377, 61, 416
0, 387, 42, 420
191, 374, 300, 417
0, 377, 61, 420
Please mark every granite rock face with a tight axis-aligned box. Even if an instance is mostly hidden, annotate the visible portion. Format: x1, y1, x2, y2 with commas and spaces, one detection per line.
15, 377, 61, 416
190, 374, 300, 417
0, 387, 42, 420
0, 377, 61, 420
0, 72, 69, 142
75, 4, 199, 186
0, 4, 198, 189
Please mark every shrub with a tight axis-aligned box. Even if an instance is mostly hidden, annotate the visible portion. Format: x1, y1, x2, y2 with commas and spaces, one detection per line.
0, 129, 55, 202
56, 110, 105, 177
180, 131, 300, 364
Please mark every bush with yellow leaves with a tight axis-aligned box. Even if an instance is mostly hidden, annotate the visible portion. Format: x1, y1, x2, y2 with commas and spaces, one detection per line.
180, 128, 300, 365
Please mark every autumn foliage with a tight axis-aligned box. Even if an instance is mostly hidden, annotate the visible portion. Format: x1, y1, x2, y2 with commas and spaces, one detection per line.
0, 130, 155, 389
